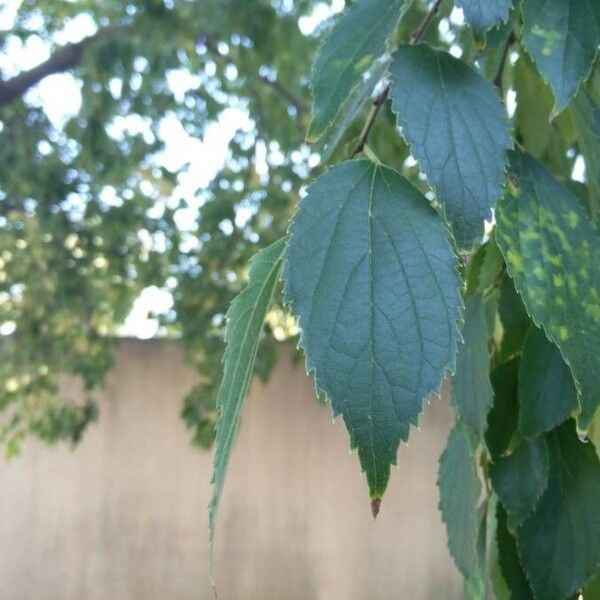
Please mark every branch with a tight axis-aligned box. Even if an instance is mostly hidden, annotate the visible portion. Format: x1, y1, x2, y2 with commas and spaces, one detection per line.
350, 0, 443, 158
0, 26, 125, 107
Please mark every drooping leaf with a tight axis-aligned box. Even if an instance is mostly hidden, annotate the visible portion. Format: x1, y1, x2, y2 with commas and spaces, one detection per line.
490, 436, 549, 529
209, 237, 287, 567
486, 358, 520, 459
389, 44, 511, 248
452, 294, 494, 437
480, 11, 516, 82
498, 275, 530, 362
284, 160, 462, 501
496, 504, 534, 600
496, 150, 600, 429
455, 0, 513, 31
438, 422, 484, 594
583, 567, 600, 600
307, 0, 411, 142
518, 326, 578, 438
517, 421, 600, 600
572, 88, 600, 221
521, 0, 600, 112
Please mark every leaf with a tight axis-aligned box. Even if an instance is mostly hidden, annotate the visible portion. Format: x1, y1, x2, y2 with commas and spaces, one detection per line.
284, 160, 462, 501
451, 294, 494, 437
589, 407, 600, 461
438, 422, 484, 592
518, 326, 578, 438
521, 0, 600, 113
389, 44, 511, 249
308, 0, 410, 142
496, 150, 600, 429
571, 88, 600, 221
486, 358, 520, 459
496, 504, 534, 600
208, 238, 287, 569
498, 275, 530, 362
455, 0, 513, 31
517, 420, 600, 600
490, 436, 549, 530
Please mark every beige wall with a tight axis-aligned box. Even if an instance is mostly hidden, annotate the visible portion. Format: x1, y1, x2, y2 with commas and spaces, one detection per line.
0, 340, 462, 600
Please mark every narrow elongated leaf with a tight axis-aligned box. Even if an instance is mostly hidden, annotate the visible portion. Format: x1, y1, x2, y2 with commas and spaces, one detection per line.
572, 88, 600, 220
521, 0, 600, 112
308, 0, 410, 142
496, 151, 600, 429
209, 238, 287, 566
486, 358, 520, 459
452, 294, 494, 437
490, 436, 549, 530
517, 421, 600, 600
518, 326, 578, 437
284, 160, 462, 501
455, 0, 512, 31
438, 423, 484, 591
390, 44, 511, 248
496, 504, 534, 600
498, 276, 530, 362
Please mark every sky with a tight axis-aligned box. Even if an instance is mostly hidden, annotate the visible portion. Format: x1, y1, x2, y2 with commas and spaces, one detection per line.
0, 1, 587, 338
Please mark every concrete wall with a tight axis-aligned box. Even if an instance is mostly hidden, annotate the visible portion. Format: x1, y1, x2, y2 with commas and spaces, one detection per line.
0, 340, 462, 600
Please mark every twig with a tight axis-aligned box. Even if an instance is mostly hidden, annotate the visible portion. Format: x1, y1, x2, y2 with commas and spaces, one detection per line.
350, 0, 444, 158
493, 32, 516, 92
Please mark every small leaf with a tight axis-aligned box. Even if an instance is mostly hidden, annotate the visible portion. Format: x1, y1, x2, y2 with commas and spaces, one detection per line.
438, 422, 484, 591
496, 150, 600, 429
521, 0, 600, 112
284, 160, 462, 501
308, 0, 411, 142
452, 294, 494, 437
497, 275, 530, 362
517, 420, 600, 600
518, 326, 578, 438
389, 44, 511, 248
496, 504, 534, 600
209, 238, 287, 569
455, 0, 513, 31
490, 436, 549, 529
486, 358, 520, 459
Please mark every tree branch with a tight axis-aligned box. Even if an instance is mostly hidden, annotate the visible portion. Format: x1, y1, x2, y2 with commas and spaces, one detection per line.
0, 27, 125, 108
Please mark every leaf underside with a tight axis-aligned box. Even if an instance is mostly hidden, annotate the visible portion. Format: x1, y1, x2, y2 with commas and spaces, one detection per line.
496, 150, 600, 429
284, 160, 462, 500
521, 0, 600, 112
455, 0, 513, 31
209, 238, 287, 567
308, 0, 410, 142
516, 421, 600, 600
389, 43, 511, 249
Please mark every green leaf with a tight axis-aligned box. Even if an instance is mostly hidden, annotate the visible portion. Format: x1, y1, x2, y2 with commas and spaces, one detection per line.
308, 0, 410, 142
583, 567, 600, 599
389, 44, 511, 249
496, 150, 600, 429
572, 88, 600, 221
455, 0, 513, 31
518, 326, 578, 438
209, 237, 287, 569
284, 160, 462, 501
438, 422, 484, 594
521, 0, 600, 112
490, 436, 549, 530
452, 294, 494, 437
486, 358, 520, 459
496, 504, 534, 600
498, 275, 530, 362
517, 421, 600, 600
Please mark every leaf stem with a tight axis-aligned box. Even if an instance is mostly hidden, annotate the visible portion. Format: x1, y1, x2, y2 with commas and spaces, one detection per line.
493, 32, 516, 93
350, 0, 444, 158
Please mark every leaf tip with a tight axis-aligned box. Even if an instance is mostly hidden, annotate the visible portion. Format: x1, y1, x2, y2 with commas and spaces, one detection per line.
371, 498, 382, 519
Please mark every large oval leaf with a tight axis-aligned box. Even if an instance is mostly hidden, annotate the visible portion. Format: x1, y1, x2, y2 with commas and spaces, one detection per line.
307, 0, 411, 142
389, 44, 511, 249
496, 151, 600, 429
284, 160, 462, 502
522, 0, 600, 113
